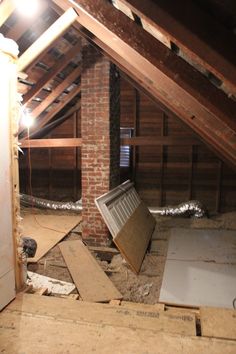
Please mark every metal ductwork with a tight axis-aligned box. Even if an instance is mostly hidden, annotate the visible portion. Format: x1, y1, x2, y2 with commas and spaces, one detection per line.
20, 194, 82, 212
148, 200, 207, 218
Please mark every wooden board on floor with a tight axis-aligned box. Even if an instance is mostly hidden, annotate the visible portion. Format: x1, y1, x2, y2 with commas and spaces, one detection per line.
4, 293, 196, 336
1, 294, 236, 354
200, 307, 236, 340
21, 214, 81, 262
114, 202, 156, 273
59, 240, 122, 302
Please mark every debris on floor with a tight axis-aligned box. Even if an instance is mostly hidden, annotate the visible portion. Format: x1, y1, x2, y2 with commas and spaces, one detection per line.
27, 271, 76, 295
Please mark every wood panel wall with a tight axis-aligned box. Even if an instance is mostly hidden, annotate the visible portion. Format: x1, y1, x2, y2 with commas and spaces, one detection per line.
19, 78, 236, 213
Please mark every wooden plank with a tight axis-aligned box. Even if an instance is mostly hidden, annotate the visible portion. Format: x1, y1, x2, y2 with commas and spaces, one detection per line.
1, 310, 236, 354
6, 293, 196, 336
21, 213, 81, 263
200, 307, 236, 340
18, 8, 78, 72
23, 40, 81, 104
114, 202, 156, 274
120, 300, 165, 312
20, 138, 82, 148
59, 240, 122, 302
121, 136, 200, 146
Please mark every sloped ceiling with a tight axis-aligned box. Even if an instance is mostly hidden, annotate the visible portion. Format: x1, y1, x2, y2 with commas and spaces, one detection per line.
0, 0, 235, 167
52, 0, 236, 167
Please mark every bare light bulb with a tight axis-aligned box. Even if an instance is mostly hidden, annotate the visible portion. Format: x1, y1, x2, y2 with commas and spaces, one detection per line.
22, 111, 34, 128
15, 0, 39, 17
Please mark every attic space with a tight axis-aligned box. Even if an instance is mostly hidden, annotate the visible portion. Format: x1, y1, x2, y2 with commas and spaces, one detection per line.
0, 0, 236, 352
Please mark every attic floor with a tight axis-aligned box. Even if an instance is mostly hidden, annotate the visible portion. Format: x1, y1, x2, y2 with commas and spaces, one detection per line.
25, 207, 236, 304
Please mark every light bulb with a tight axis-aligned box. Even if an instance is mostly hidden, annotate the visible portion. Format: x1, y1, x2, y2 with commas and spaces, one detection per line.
15, 0, 39, 17
21, 111, 34, 128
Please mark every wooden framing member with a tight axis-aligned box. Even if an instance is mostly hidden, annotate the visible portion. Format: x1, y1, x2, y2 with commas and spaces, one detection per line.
121, 137, 200, 146
0, 0, 16, 27
23, 40, 81, 104
51, 0, 236, 168
17, 7, 78, 72
20, 138, 82, 148
119, 0, 236, 96
20, 136, 200, 148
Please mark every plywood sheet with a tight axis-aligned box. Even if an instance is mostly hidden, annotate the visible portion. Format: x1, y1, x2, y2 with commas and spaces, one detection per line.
114, 202, 156, 273
1, 294, 236, 353
4, 293, 196, 336
168, 228, 236, 262
200, 307, 236, 340
59, 240, 122, 302
159, 260, 236, 308
22, 214, 81, 262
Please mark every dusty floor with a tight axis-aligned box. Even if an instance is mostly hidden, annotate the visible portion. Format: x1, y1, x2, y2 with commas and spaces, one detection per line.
26, 208, 236, 304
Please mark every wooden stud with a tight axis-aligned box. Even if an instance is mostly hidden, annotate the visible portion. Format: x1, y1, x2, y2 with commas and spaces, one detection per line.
18, 7, 78, 72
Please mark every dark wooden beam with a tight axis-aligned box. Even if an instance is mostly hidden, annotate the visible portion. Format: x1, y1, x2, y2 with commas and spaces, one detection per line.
52, 0, 236, 168
20, 136, 199, 148
122, 137, 200, 146
23, 40, 81, 104
20, 138, 82, 148
119, 0, 236, 96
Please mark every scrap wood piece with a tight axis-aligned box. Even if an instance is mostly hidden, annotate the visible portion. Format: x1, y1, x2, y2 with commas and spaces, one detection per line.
27, 271, 75, 295
114, 202, 156, 273
21, 213, 81, 262
200, 307, 236, 340
59, 240, 122, 302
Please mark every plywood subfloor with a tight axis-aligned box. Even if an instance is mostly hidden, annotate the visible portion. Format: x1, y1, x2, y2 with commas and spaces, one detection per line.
159, 228, 236, 308
22, 213, 81, 262
0, 294, 236, 354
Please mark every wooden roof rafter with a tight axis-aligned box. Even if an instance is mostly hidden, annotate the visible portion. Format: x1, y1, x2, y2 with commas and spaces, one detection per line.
51, 0, 236, 168
23, 39, 82, 104
118, 0, 236, 97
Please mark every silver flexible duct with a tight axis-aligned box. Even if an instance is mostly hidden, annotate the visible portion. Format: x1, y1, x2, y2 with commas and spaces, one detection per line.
148, 200, 207, 218
20, 194, 82, 212
20, 194, 206, 217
